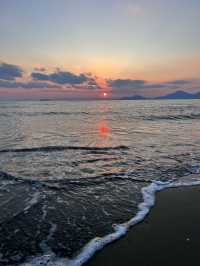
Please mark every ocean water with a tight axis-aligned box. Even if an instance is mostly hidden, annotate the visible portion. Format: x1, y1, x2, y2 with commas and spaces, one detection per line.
0, 100, 200, 265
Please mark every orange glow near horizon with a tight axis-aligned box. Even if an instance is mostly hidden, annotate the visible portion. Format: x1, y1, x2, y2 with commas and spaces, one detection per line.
103, 92, 107, 97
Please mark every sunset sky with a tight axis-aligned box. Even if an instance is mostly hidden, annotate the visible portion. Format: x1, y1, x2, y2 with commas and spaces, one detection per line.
0, 0, 200, 99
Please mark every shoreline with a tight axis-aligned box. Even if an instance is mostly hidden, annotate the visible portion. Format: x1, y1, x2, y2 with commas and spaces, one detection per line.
86, 185, 200, 266
19, 180, 200, 266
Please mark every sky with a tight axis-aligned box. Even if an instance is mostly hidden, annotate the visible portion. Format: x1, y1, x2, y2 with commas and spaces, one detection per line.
0, 0, 200, 100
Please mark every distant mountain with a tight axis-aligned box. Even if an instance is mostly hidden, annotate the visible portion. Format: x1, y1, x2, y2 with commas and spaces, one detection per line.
119, 90, 200, 101
120, 95, 147, 100
156, 90, 200, 100
194, 92, 200, 98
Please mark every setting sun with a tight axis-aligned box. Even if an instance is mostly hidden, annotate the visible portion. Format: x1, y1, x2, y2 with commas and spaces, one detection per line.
103, 92, 107, 97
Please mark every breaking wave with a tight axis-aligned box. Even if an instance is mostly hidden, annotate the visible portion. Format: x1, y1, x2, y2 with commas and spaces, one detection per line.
19, 177, 200, 266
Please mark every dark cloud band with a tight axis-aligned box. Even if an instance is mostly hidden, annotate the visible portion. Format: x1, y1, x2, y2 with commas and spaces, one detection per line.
31, 71, 89, 85
108, 79, 146, 88
0, 63, 23, 81
0, 80, 58, 89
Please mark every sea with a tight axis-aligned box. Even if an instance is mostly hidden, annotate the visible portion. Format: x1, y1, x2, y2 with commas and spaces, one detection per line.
0, 99, 200, 266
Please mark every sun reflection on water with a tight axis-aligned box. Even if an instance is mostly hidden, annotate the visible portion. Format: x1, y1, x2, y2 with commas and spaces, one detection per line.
98, 120, 110, 136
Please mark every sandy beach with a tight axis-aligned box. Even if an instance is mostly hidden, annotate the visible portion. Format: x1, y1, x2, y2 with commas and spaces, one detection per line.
87, 186, 200, 266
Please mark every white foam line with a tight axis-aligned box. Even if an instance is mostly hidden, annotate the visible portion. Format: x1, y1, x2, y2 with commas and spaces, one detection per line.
20, 179, 200, 266
24, 191, 41, 211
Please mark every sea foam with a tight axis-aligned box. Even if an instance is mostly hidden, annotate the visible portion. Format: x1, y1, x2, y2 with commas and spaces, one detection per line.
20, 177, 200, 266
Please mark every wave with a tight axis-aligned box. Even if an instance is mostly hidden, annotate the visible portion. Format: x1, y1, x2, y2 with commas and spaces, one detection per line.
0, 170, 20, 182
0, 111, 91, 118
19, 177, 200, 266
0, 171, 152, 193
1, 111, 200, 122
144, 113, 200, 121
0, 145, 129, 154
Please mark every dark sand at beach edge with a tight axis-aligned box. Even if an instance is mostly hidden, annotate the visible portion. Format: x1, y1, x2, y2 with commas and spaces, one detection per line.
86, 186, 200, 266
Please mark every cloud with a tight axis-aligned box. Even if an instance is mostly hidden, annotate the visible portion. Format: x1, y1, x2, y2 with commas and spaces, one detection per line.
0, 66, 99, 90
0, 62, 196, 95
144, 83, 166, 89
34, 67, 46, 72
108, 79, 146, 88
31, 70, 89, 85
145, 79, 195, 89
108, 79, 195, 91
0, 63, 23, 80
0, 79, 58, 89
164, 79, 193, 86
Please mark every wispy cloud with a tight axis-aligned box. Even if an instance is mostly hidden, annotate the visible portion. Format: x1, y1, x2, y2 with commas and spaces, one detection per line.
164, 80, 193, 86
34, 67, 46, 72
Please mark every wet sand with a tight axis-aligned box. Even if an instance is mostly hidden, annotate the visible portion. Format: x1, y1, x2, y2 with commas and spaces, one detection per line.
86, 186, 200, 266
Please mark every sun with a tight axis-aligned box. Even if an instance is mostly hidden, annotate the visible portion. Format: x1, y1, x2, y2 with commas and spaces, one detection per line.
103, 92, 107, 97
